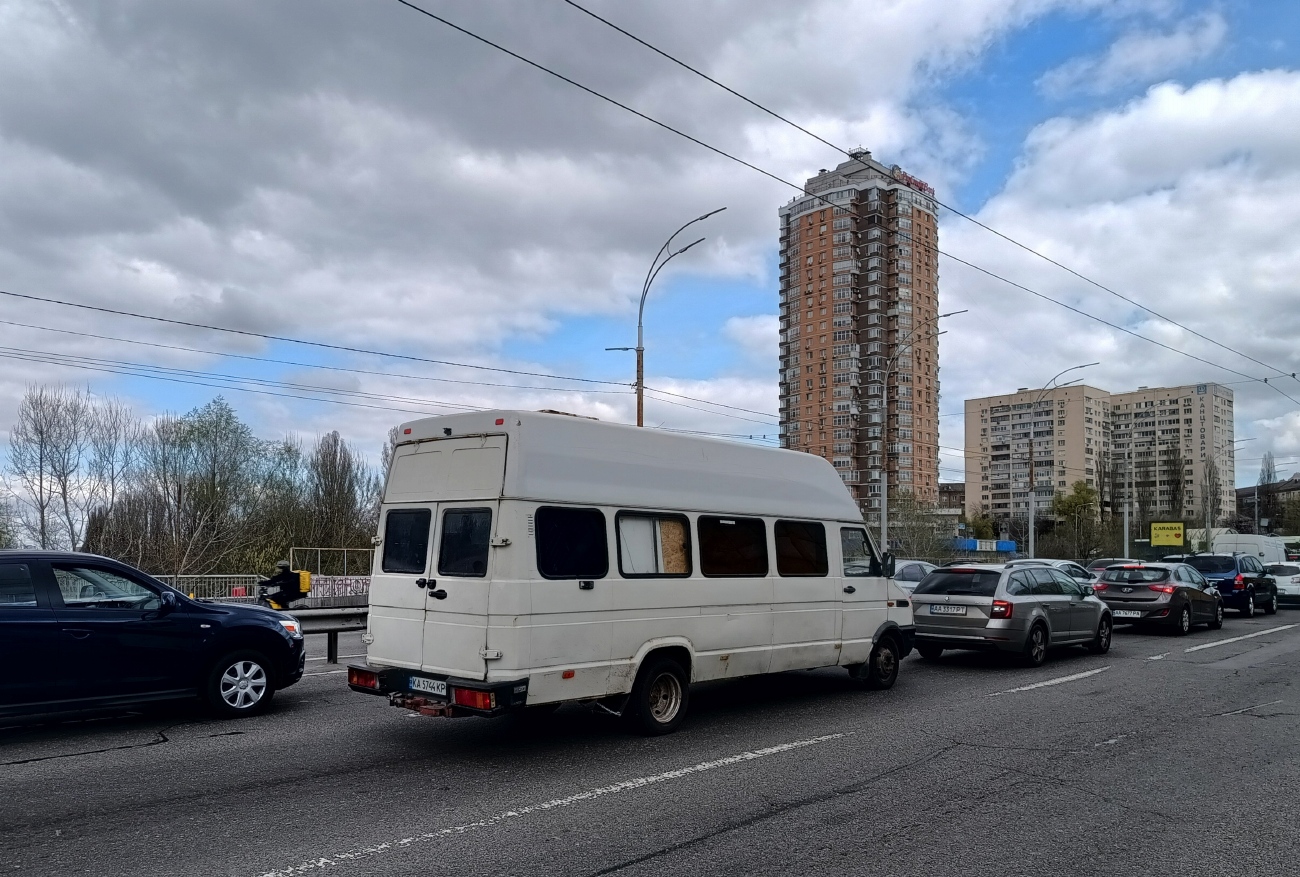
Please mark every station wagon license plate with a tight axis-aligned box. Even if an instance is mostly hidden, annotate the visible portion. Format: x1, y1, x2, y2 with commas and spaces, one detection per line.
410, 676, 447, 696
1112, 610, 1142, 619
930, 604, 967, 616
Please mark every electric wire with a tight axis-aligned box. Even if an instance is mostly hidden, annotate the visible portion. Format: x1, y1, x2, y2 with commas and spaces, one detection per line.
392, 0, 1300, 406
557, 0, 1300, 390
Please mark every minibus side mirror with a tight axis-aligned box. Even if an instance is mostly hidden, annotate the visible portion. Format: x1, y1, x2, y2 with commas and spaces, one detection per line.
882, 553, 896, 578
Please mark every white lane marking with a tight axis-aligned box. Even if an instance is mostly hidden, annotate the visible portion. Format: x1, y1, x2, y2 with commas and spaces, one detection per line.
1183, 625, 1298, 653
1218, 699, 1283, 717
306, 654, 366, 662
303, 670, 348, 677
1148, 653, 1168, 661
988, 667, 1109, 696
253, 733, 845, 877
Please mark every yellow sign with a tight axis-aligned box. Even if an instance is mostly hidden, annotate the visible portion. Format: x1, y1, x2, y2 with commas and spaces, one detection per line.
1151, 522, 1185, 546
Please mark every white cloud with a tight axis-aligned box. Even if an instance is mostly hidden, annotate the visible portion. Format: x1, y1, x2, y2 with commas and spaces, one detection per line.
1038, 11, 1227, 97
722, 314, 778, 363
941, 69, 1300, 487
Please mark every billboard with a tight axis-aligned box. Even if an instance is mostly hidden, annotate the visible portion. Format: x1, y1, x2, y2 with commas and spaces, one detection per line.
1151, 522, 1185, 547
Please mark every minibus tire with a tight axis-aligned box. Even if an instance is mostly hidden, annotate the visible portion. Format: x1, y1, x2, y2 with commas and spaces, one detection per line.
626, 657, 689, 736
862, 635, 900, 690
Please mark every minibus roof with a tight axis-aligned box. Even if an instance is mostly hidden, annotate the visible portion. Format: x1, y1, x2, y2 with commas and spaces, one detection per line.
395, 410, 863, 521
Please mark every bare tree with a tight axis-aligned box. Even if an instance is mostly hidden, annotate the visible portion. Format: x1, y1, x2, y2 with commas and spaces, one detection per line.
7, 386, 100, 549
1200, 457, 1223, 544
1258, 451, 1279, 530
1162, 447, 1186, 520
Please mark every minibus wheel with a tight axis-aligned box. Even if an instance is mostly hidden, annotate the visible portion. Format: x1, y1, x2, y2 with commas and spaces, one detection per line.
627, 657, 689, 736
862, 635, 900, 690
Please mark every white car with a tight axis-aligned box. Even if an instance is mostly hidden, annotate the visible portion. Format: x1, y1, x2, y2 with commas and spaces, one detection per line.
1265, 563, 1300, 608
1004, 558, 1096, 587
892, 559, 938, 592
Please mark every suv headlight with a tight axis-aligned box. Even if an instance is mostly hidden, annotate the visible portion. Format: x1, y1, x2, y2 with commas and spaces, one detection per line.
278, 618, 303, 639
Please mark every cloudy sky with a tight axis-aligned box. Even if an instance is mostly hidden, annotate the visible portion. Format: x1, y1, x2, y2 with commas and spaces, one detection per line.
2, 0, 1299, 487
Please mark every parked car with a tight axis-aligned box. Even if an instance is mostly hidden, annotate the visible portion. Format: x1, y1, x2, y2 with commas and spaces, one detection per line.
1086, 557, 1140, 578
1093, 563, 1223, 633
1164, 553, 1279, 617
1005, 558, 1096, 586
891, 559, 938, 592
1264, 563, 1300, 608
0, 551, 305, 719
910, 564, 1111, 667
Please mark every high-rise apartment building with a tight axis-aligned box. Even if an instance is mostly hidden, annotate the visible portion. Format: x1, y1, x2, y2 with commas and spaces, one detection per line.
777, 150, 941, 528
964, 382, 1236, 529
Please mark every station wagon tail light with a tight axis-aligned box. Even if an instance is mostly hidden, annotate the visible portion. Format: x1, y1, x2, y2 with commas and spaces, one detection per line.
990, 600, 1013, 619
349, 667, 380, 689
1148, 584, 1176, 594
1233, 574, 1246, 590
452, 688, 496, 711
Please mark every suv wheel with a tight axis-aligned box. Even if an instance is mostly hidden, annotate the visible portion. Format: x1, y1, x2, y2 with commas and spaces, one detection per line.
1265, 593, 1279, 615
862, 635, 900, 690
206, 650, 275, 718
1022, 624, 1049, 668
1209, 601, 1224, 630
1242, 592, 1256, 618
626, 657, 689, 736
1087, 616, 1112, 654
1174, 604, 1192, 636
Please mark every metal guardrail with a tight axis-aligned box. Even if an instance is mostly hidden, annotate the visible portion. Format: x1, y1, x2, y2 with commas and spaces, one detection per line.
290, 606, 369, 664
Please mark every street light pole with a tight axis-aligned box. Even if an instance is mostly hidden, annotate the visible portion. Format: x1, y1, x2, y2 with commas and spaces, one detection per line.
632, 208, 726, 427
878, 309, 966, 554
1027, 362, 1098, 559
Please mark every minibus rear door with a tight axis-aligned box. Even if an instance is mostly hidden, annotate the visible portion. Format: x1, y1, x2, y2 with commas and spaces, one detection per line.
421, 501, 497, 681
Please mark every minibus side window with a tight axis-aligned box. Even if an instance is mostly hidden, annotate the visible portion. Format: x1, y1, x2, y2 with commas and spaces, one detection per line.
617, 513, 691, 577
775, 521, 828, 576
698, 516, 767, 577
840, 528, 878, 577
438, 508, 492, 577
382, 509, 432, 574
536, 506, 609, 579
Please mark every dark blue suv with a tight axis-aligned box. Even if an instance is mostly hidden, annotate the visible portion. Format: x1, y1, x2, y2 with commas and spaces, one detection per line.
1165, 553, 1279, 617
0, 551, 305, 719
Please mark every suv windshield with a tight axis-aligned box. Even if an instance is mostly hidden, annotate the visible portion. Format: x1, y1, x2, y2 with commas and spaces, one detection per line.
1101, 568, 1170, 584
914, 570, 1001, 597
1184, 556, 1236, 574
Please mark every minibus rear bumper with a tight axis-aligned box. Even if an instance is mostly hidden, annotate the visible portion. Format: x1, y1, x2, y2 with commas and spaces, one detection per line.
347, 663, 529, 717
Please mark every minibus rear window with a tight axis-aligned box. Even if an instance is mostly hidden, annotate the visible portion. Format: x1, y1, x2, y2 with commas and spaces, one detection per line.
698, 516, 767, 577
775, 521, 828, 576
617, 513, 691, 577
536, 506, 608, 579
381, 508, 432, 574
438, 508, 492, 577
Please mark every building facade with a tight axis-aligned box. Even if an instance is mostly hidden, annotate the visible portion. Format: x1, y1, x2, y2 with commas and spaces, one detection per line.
777, 150, 941, 527
965, 382, 1236, 528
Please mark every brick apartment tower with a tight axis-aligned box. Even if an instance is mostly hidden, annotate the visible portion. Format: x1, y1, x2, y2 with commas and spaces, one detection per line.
777, 150, 941, 530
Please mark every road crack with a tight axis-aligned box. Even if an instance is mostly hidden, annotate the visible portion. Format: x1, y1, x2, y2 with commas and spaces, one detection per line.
0, 726, 172, 767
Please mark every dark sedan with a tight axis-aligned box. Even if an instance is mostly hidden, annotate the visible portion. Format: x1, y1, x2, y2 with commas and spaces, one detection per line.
0, 551, 305, 719
1094, 563, 1223, 634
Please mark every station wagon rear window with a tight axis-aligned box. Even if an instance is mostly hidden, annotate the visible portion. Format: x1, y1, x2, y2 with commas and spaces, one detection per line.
1101, 568, 1170, 584
1183, 556, 1236, 574
913, 571, 1000, 597
774, 521, 828, 576
536, 506, 608, 579
0, 563, 36, 607
382, 508, 432, 574
698, 516, 768, 577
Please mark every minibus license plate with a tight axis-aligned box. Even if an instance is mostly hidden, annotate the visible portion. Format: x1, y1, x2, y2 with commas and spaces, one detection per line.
930, 604, 966, 616
410, 677, 447, 696
1112, 610, 1141, 619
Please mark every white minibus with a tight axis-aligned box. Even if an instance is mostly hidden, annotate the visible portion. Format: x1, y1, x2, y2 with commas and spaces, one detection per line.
348, 410, 913, 734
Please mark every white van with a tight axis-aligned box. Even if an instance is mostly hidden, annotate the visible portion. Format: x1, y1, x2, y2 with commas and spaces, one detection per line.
348, 410, 912, 734
1213, 534, 1289, 566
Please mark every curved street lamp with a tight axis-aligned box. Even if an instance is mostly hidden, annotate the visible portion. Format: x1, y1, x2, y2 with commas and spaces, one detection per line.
1027, 362, 1098, 559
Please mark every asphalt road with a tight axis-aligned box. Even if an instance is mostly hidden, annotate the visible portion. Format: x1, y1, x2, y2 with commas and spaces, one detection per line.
5, 618, 1300, 877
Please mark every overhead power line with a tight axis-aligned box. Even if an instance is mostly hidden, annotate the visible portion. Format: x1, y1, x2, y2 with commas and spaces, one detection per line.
557, 0, 1300, 391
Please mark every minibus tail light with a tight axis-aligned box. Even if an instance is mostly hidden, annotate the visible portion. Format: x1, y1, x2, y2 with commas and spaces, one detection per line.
349, 667, 380, 690
452, 688, 496, 710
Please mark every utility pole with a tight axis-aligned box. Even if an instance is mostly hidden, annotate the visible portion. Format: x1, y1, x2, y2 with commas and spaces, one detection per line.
878, 309, 966, 554
1124, 450, 1131, 558
619, 208, 725, 427
1027, 363, 1098, 559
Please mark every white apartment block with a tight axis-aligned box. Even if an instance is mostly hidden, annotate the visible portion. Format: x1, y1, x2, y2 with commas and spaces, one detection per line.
965, 382, 1236, 525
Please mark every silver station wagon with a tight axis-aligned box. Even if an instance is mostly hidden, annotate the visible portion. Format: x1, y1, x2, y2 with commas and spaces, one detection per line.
911, 564, 1112, 667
